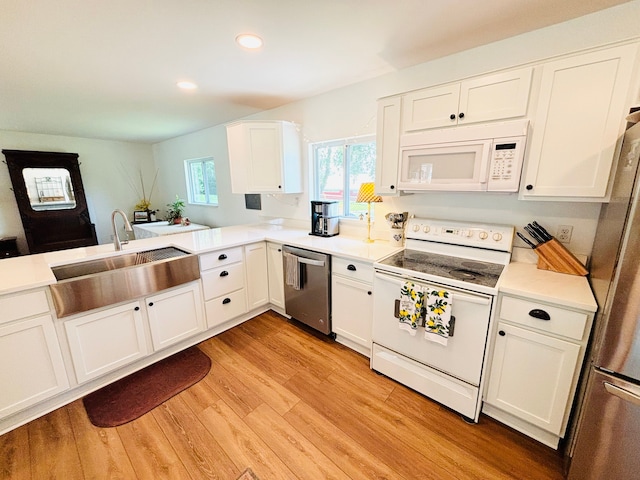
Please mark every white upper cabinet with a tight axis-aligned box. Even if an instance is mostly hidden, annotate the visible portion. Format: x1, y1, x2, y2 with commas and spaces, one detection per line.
522, 44, 638, 200
375, 97, 402, 195
401, 67, 532, 132
227, 120, 302, 194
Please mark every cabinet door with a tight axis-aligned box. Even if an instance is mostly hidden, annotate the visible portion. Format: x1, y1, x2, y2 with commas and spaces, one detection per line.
523, 44, 638, 199
64, 302, 148, 383
402, 83, 461, 132
146, 283, 205, 351
245, 242, 269, 310
458, 68, 532, 125
245, 122, 283, 193
486, 322, 581, 435
267, 243, 285, 309
331, 275, 373, 355
0, 315, 69, 417
375, 97, 402, 195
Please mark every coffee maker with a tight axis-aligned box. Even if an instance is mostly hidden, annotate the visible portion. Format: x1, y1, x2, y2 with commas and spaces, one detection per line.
310, 201, 340, 237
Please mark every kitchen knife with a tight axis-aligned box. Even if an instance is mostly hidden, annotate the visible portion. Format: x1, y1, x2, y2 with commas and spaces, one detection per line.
516, 231, 537, 249
532, 221, 554, 241
524, 225, 546, 245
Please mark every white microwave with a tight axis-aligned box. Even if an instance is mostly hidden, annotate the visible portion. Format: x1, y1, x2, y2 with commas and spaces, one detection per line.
397, 120, 529, 192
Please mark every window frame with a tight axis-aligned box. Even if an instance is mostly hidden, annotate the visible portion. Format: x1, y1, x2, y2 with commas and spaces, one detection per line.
311, 135, 376, 218
184, 156, 218, 206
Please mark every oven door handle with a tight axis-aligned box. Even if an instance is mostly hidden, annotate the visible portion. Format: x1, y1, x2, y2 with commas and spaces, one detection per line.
378, 272, 491, 305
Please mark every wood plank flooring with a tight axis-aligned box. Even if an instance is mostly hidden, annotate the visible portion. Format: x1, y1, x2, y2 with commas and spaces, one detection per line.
0, 310, 565, 479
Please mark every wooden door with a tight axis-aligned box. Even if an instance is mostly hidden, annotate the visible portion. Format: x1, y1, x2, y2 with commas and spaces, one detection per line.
2, 149, 98, 253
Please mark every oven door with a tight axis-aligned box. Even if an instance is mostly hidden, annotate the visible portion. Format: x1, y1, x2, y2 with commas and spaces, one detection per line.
397, 139, 492, 191
372, 271, 493, 385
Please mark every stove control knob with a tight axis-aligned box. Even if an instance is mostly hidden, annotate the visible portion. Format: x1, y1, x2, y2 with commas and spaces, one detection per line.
493, 232, 503, 242
422, 225, 430, 233
478, 231, 488, 240
412, 224, 420, 232
465, 230, 473, 237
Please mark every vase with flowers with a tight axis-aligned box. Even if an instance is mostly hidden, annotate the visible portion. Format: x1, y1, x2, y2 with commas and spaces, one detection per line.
126, 168, 159, 214
166, 196, 186, 225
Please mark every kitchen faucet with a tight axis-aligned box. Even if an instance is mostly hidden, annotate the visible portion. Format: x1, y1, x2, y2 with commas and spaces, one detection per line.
111, 209, 133, 251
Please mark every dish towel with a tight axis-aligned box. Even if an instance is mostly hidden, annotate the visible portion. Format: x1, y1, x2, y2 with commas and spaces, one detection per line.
283, 251, 301, 290
424, 288, 452, 346
398, 281, 424, 336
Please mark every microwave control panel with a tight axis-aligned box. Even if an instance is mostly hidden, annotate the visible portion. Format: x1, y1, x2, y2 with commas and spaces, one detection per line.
487, 137, 526, 192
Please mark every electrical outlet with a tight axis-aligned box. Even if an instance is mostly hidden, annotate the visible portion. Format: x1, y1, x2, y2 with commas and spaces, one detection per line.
557, 225, 573, 243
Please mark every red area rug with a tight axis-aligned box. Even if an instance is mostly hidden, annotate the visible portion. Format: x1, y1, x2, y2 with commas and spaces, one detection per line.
83, 346, 211, 427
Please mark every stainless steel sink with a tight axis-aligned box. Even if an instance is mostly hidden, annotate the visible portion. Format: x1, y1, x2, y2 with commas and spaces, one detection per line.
50, 247, 200, 317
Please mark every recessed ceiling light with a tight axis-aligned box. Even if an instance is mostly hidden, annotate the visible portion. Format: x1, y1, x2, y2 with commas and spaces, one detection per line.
236, 34, 263, 49
177, 81, 198, 90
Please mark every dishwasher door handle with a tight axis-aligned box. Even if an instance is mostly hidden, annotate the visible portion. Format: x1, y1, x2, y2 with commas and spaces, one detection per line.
298, 257, 325, 267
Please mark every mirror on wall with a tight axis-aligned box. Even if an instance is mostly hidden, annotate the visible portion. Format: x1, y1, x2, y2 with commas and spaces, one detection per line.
2, 149, 97, 254
22, 167, 77, 211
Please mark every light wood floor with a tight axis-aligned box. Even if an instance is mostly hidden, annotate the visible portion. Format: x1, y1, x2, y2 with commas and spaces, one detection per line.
0, 310, 565, 479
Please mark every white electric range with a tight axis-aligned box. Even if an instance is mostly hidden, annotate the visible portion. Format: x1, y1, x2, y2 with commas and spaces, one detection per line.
371, 217, 514, 421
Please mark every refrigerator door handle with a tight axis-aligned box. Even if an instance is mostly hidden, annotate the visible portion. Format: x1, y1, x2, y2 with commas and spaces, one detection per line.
604, 382, 640, 406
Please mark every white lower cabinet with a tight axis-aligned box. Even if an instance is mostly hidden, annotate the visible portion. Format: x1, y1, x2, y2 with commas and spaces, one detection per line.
0, 314, 69, 417
331, 257, 374, 357
65, 282, 203, 383
245, 242, 269, 310
483, 293, 592, 448
64, 301, 149, 383
146, 283, 205, 351
201, 248, 248, 328
267, 242, 284, 309
485, 322, 580, 433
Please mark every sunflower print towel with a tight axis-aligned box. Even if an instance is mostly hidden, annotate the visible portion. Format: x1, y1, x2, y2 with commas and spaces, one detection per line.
424, 289, 452, 346
398, 281, 424, 336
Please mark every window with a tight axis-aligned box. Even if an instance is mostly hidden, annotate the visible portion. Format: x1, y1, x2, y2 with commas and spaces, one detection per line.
312, 136, 376, 218
185, 157, 218, 206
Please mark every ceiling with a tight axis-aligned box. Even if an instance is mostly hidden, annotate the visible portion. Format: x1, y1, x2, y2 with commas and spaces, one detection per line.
0, 0, 632, 144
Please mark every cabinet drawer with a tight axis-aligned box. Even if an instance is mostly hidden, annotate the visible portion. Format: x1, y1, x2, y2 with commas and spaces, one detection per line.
205, 289, 247, 328
499, 295, 588, 341
0, 289, 50, 325
199, 247, 243, 271
201, 262, 245, 300
332, 257, 374, 284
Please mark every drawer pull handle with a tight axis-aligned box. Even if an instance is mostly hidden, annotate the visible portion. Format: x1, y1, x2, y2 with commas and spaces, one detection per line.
218, 253, 227, 260
220, 270, 229, 277
529, 309, 551, 321
148, 302, 154, 307
367, 291, 372, 295
499, 330, 506, 336
222, 298, 231, 305
134, 306, 140, 311
347, 264, 357, 271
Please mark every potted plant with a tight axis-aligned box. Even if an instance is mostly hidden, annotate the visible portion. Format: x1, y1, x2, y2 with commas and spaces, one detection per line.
166, 195, 186, 224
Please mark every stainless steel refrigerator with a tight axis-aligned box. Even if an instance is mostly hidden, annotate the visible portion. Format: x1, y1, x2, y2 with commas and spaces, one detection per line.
568, 117, 640, 479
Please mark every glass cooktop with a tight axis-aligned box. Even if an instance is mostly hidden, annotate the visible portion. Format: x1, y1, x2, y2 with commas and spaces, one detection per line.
377, 249, 504, 289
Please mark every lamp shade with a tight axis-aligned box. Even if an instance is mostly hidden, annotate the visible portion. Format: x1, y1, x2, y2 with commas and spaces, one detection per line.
356, 182, 382, 203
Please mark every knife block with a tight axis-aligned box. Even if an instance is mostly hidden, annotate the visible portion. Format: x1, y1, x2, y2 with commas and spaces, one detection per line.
534, 239, 588, 276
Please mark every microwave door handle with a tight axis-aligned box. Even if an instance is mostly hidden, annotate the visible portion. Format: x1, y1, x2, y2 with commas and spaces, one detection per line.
478, 141, 493, 184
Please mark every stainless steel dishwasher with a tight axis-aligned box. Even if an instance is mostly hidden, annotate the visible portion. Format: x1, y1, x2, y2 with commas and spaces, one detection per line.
282, 245, 331, 335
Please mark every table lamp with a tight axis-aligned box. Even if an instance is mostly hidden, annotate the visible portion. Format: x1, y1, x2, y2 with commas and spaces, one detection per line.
356, 182, 382, 243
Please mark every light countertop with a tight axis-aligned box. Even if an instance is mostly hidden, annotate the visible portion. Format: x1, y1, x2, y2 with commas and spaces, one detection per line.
0, 223, 402, 296
132, 222, 210, 239
0, 223, 598, 314
498, 262, 597, 312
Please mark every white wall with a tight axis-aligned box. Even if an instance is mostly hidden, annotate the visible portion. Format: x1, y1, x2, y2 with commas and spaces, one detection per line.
0, 131, 155, 251
153, 1, 640, 257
